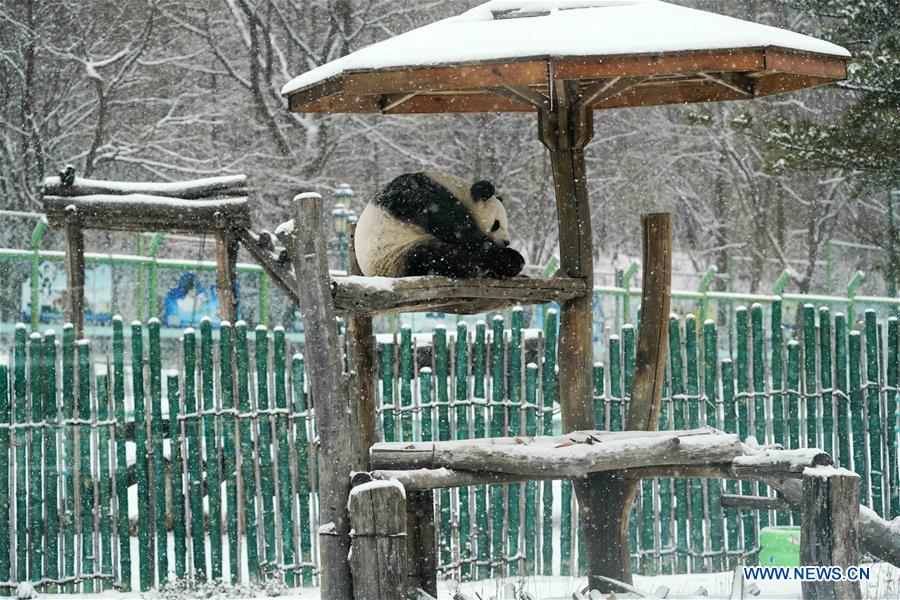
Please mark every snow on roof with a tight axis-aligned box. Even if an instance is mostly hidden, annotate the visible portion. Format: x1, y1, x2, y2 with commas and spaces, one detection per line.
282, 0, 849, 96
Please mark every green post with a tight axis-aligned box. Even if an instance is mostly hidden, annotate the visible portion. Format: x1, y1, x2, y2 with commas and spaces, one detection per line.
0, 364, 10, 592
434, 326, 452, 572
111, 319, 131, 591
455, 321, 472, 578
29, 332, 44, 585
864, 311, 883, 515
887, 317, 899, 517
254, 326, 277, 573
201, 319, 223, 580
609, 334, 622, 431
61, 324, 77, 591
259, 272, 270, 327
702, 320, 724, 571
623, 324, 638, 573
524, 363, 538, 575
292, 353, 313, 586
131, 321, 153, 591
802, 305, 818, 449
834, 313, 851, 469
168, 372, 187, 579
96, 375, 113, 589
684, 315, 706, 571
379, 341, 396, 442
490, 315, 508, 576
848, 330, 867, 503
184, 329, 207, 579
273, 327, 295, 586
846, 271, 865, 327
819, 308, 835, 457
751, 304, 770, 529
235, 321, 260, 581
400, 325, 414, 442
220, 322, 240, 582
668, 316, 689, 572
541, 309, 557, 577
769, 298, 785, 442
77, 340, 95, 593
721, 359, 740, 567
508, 308, 523, 575
420, 368, 434, 443
473, 321, 489, 579
149, 319, 168, 585
13, 325, 27, 583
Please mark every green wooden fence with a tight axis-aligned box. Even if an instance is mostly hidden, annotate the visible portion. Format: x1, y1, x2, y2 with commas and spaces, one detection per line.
0, 301, 897, 593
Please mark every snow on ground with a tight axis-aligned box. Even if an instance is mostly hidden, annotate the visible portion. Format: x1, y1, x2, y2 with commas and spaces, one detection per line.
27, 563, 900, 599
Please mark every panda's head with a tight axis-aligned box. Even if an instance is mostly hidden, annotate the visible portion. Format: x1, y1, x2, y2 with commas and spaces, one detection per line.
469, 180, 511, 248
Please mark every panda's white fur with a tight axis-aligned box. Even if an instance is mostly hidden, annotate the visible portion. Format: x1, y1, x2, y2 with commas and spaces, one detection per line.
355, 171, 513, 277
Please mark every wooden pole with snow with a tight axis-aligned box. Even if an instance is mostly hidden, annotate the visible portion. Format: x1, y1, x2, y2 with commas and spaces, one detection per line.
800, 467, 862, 600
287, 192, 355, 598
348, 480, 409, 600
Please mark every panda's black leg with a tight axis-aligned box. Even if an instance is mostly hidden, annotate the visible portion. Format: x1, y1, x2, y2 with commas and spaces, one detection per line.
405, 240, 524, 279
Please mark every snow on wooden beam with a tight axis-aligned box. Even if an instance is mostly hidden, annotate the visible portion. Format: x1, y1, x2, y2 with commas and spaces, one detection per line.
42, 174, 247, 199
370, 429, 744, 478
42, 194, 250, 233
331, 274, 587, 315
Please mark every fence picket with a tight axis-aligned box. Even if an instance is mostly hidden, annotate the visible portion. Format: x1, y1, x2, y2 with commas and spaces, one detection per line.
95, 374, 112, 589
454, 321, 472, 578
235, 322, 260, 581
835, 314, 851, 470
888, 317, 899, 517
864, 311, 883, 516
13, 325, 27, 584
76, 339, 94, 593
184, 329, 207, 579
111, 320, 131, 591
819, 308, 835, 458
254, 326, 277, 573
130, 322, 152, 590
273, 327, 295, 586
200, 319, 223, 581
540, 310, 557, 577
29, 332, 44, 585
508, 309, 522, 576
848, 331, 866, 503
0, 363, 10, 593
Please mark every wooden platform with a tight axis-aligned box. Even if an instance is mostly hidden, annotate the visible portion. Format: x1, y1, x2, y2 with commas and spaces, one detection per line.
330, 274, 588, 315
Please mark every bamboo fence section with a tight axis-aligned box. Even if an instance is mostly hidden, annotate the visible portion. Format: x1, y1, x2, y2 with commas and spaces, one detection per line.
0, 301, 897, 593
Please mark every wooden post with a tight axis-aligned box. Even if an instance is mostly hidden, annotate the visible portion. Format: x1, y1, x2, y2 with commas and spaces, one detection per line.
288, 193, 354, 598
215, 228, 239, 323
347, 224, 378, 469
800, 467, 861, 600
405, 490, 437, 596
348, 480, 409, 600
63, 207, 85, 337
539, 80, 672, 590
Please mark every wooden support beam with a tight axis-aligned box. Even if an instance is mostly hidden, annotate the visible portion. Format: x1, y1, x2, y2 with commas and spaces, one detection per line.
215, 229, 239, 324
288, 192, 354, 598
348, 480, 409, 600
720, 494, 792, 511
699, 72, 755, 96
487, 85, 549, 110
800, 467, 861, 600
42, 173, 247, 199
63, 207, 85, 337
230, 223, 301, 306
347, 224, 378, 470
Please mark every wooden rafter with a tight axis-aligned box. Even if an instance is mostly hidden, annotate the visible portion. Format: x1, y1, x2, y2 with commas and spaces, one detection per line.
379, 91, 418, 112
486, 85, 550, 110
700, 72, 755, 96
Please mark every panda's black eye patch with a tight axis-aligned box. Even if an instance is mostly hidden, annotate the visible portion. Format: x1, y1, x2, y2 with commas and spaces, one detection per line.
491, 220, 501, 232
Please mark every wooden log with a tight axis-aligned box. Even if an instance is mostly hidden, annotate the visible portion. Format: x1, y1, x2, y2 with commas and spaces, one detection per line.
42, 173, 247, 199
370, 431, 743, 477
347, 225, 378, 470
800, 467, 861, 600
63, 210, 85, 337
405, 491, 437, 597
348, 480, 409, 600
288, 192, 354, 599
732, 447, 833, 477
331, 275, 587, 315
720, 494, 792, 511
43, 194, 250, 232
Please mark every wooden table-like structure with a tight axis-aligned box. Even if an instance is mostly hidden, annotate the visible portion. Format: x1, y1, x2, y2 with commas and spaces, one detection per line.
281, 3, 849, 595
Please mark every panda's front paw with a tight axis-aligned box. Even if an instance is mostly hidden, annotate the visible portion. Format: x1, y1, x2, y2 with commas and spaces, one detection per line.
487, 247, 525, 278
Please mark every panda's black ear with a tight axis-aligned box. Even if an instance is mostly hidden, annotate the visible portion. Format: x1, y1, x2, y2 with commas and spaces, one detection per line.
471, 180, 495, 202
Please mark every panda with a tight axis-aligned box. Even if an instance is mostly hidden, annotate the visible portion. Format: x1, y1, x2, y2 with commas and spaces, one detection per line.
354, 171, 525, 279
